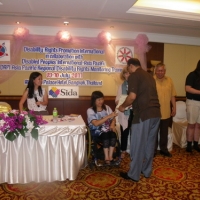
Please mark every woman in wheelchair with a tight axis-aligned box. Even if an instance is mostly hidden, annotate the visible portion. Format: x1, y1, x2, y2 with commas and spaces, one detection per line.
87, 91, 118, 165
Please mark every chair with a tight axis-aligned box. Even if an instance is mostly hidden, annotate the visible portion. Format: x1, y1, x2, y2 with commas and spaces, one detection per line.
0, 102, 12, 113
86, 126, 121, 168
172, 101, 200, 147
172, 101, 188, 148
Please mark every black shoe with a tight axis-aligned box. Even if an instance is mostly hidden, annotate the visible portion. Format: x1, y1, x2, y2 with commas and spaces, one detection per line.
186, 141, 192, 152
186, 146, 192, 152
193, 145, 200, 152
160, 151, 172, 157
120, 172, 138, 182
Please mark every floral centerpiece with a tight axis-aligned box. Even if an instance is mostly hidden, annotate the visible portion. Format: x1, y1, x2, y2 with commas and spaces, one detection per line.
0, 110, 48, 141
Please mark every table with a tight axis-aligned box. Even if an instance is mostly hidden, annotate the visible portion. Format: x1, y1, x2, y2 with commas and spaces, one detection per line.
0, 115, 87, 184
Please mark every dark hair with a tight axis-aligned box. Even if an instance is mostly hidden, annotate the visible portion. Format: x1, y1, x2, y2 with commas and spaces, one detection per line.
26, 72, 42, 98
90, 91, 106, 113
127, 58, 141, 67
194, 60, 200, 76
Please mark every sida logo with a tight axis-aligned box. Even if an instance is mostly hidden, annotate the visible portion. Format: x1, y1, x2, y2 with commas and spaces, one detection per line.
60, 88, 78, 97
49, 87, 60, 98
48, 86, 79, 98
0, 40, 10, 61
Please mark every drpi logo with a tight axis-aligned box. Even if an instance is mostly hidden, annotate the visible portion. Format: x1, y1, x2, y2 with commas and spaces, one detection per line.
49, 87, 60, 98
0, 42, 8, 58
117, 47, 133, 64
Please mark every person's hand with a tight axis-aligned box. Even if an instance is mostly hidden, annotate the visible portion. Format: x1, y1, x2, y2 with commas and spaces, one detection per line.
36, 101, 41, 106
109, 111, 118, 118
171, 108, 176, 117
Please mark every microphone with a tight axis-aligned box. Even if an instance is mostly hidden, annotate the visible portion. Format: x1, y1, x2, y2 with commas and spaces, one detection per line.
34, 95, 40, 107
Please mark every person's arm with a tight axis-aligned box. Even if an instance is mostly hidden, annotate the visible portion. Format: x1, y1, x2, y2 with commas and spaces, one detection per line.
36, 88, 48, 106
118, 92, 136, 112
91, 111, 118, 127
171, 96, 176, 117
185, 85, 200, 95
19, 90, 28, 112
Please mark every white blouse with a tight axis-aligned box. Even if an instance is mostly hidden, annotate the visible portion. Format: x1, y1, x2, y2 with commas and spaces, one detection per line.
27, 88, 47, 111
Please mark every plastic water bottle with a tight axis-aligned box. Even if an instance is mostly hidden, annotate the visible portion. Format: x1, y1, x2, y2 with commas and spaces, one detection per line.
53, 108, 58, 123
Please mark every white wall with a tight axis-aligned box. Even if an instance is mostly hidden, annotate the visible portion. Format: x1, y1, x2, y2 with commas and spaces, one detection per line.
1, 25, 200, 46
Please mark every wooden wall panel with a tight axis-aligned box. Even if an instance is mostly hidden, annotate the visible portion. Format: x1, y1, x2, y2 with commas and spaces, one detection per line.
0, 96, 117, 123
0, 96, 185, 124
146, 42, 164, 74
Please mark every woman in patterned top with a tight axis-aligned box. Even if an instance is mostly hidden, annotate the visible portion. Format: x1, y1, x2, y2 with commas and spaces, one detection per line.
19, 72, 48, 115
87, 91, 118, 165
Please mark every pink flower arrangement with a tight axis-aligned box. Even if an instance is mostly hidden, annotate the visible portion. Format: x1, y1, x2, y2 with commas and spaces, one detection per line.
0, 110, 47, 141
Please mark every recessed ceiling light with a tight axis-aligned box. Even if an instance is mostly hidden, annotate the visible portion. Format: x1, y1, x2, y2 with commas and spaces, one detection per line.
133, 0, 200, 13
64, 21, 69, 25
16, 22, 20, 24
128, 0, 200, 21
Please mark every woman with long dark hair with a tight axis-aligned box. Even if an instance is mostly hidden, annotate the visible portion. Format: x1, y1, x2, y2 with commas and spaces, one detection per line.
19, 72, 48, 115
87, 91, 118, 165
185, 60, 200, 152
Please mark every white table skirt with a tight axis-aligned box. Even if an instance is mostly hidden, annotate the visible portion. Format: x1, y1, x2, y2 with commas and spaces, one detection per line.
0, 115, 87, 184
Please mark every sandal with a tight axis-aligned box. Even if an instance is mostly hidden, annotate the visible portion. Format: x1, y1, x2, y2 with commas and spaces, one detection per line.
110, 159, 116, 165
121, 151, 126, 159
104, 160, 110, 165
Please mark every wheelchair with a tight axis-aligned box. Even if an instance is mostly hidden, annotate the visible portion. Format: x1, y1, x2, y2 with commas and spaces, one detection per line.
86, 126, 121, 168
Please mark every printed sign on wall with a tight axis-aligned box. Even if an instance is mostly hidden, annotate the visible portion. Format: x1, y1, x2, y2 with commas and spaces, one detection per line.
0, 40, 10, 61
115, 46, 134, 65
48, 86, 79, 98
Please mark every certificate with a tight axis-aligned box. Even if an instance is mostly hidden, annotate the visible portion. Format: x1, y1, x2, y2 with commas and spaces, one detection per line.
116, 95, 129, 110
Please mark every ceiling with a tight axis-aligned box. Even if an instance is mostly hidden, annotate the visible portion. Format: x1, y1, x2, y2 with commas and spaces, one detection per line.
0, 0, 200, 38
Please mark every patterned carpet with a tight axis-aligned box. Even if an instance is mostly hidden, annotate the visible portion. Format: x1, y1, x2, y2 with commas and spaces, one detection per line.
0, 144, 200, 200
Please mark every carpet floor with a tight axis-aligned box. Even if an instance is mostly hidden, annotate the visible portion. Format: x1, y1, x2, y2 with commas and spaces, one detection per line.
0, 144, 200, 200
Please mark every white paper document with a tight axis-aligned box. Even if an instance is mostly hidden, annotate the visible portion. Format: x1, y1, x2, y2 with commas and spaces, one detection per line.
116, 95, 129, 110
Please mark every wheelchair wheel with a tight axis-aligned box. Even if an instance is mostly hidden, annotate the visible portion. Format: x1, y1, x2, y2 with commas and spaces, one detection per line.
113, 139, 121, 160
86, 128, 122, 167
86, 126, 92, 160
